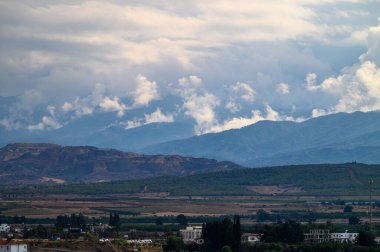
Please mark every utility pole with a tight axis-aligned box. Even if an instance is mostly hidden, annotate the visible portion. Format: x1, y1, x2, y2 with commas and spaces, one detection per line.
369, 178, 373, 230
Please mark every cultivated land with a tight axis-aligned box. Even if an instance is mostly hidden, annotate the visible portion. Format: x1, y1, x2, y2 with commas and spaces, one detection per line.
2, 163, 380, 227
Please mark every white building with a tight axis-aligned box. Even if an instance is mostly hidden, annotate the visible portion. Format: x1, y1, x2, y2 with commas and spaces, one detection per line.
0, 242, 28, 252
330, 231, 358, 243
242, 233, 261, 243
304, 229, 330, 243
304, 229, 358, 243
0, 224, 10, 233
180, 226, 203, 243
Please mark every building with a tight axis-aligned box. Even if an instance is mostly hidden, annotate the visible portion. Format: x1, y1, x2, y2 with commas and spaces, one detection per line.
330, 231, 358, 243
304, 229, 358, 243
0, 225, 10, 233
0, 242, 28, 252
180, 225, 203, 244
242, 233, 261, 243
304, 229, 331, 243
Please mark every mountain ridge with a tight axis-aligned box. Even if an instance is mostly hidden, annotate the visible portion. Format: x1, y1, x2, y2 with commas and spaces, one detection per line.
0, 142, 243, 186
141, 111, 380, 166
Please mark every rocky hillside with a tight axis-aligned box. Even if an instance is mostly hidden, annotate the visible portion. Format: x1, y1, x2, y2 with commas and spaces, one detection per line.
0, 142, 242, 186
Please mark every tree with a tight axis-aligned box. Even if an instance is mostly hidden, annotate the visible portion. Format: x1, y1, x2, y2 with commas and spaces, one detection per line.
114, 214, 120, 229
233, 215, 241, 252
256, 209, 271, 222
202, 218, 234, 251
109, 213, 113, 226
221, 245, 232, 252
77, 213, 87, 229
261, 220, 303, 243
349, 216, 360, 225
165, 236, 183, 252
156, 217, 163, 226
109, 213, 120, 229
56, 215, 70, 229
344, 205, 353, 213
176, 214, 188, 227
356, 231, 376, 246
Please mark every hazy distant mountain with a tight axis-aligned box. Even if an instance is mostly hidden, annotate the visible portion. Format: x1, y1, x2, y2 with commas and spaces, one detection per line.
141, 111, 380, 166
0, 142, 242, 186
0, 117, 194, 151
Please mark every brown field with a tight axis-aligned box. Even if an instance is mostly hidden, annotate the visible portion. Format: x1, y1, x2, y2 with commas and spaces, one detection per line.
2, 192, 380, 222
247, 185, 303, 195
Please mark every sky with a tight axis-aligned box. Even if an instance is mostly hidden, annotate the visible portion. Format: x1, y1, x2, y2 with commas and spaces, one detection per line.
0, 0, 380, 135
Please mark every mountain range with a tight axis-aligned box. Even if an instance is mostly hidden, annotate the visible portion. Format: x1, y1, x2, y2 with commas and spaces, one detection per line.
1, 111, 380, 167
141, 111, 380, 166
0, 142, 242, 186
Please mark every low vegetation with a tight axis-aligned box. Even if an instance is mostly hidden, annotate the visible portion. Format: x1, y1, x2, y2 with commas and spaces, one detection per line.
7, 163, 380, 196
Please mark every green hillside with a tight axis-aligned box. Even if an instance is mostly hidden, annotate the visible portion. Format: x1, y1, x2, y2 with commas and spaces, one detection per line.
8, 163, 380, 196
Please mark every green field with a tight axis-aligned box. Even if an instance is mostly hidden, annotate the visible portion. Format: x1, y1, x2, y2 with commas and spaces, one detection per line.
6, 163, 380, 197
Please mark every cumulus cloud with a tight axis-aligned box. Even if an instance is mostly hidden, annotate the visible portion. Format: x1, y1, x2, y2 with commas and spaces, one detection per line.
311, 60, 380, 117
125, 108, 174, 129
207, 105, 304, 133
225, 100, 241, 113
306, 73, 319, 91
133, 75, 160, 107
184, 93, 220, 134
276, 83, 290, 94
145, 108, 174, 124
176, 76, 220, 134
99, 96, 127, 117
310, 21, 380, 117
61, 83, 106, 117
232, 82, 256, 102
225, 82, 256, 113
28, 116, 61, 131
0, 117, 21, 131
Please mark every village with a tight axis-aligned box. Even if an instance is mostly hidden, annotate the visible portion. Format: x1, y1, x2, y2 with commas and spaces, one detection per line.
0, 215, 375, 252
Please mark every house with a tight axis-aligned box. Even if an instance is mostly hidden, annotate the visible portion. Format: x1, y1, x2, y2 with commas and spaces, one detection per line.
0, 224, 10, 233
0, 241, 28, 252
179, 225, 203, 244
242, 233, 261, 243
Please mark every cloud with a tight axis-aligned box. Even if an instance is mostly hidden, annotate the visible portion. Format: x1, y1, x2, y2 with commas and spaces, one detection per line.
306, 73, 319, 91
176, 76, 220, 134
225, 100, 241, 113
125, 108, 174, 129
61, 83, 106, 117
125, 119, 142, 129
276, 83, 290, 94
145, 108, 174, 124
0, 117, 21, 131
232, 82, 256, 102
310, 21, 380, 117
184, 93, 220, 134
177, 75, 203, 97
61, 102, 74, 113
0, 1, 379, 134
99, 96, 127, 117
133, 74, 160, 107
207, 105, 304, 133
27, 116, 61, 131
